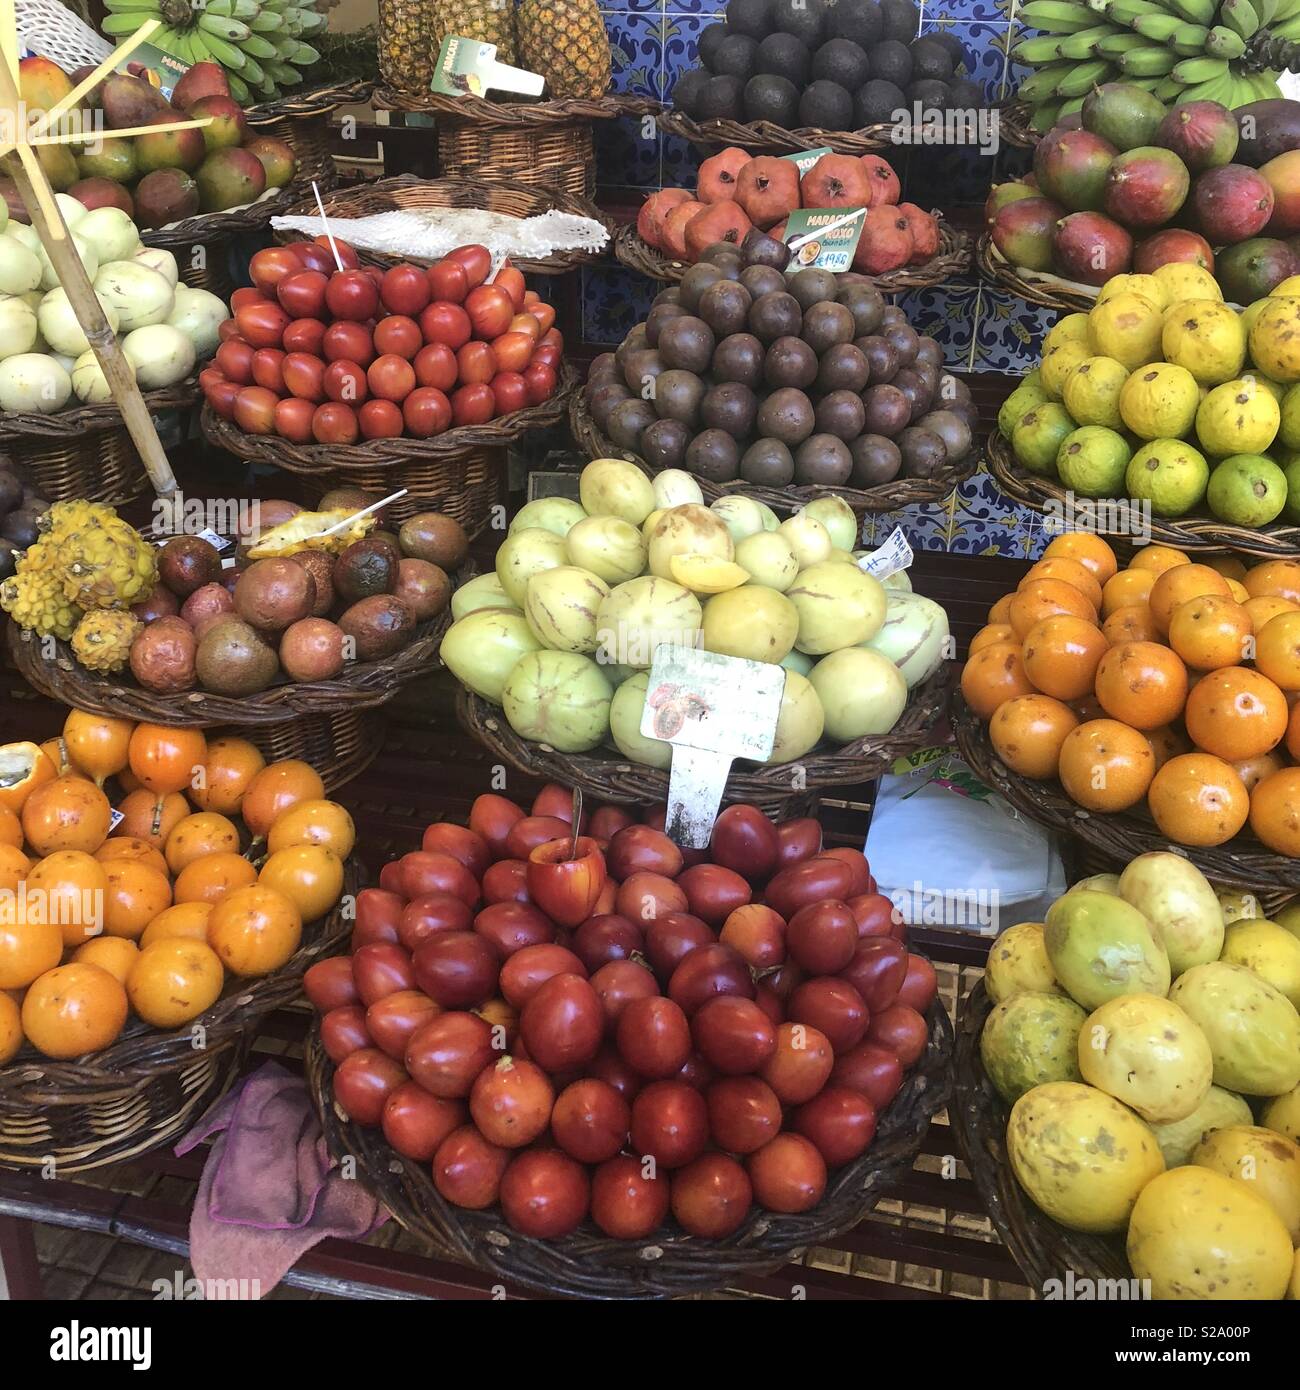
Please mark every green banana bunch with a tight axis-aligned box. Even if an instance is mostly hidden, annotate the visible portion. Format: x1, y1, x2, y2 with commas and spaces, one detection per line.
1010, 0, 1300, 120
102, 0, 327, 102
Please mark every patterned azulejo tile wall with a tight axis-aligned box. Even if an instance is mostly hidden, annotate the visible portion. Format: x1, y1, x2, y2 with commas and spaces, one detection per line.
585, 0, 1059, 558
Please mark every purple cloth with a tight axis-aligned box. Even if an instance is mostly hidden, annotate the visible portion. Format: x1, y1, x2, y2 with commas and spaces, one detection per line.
176, 1061, 385, 1297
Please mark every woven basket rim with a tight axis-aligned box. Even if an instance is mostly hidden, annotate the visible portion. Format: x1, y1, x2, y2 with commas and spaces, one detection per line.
0, 857, 359, 1101
612, 218, 971, 292
986, 430, 1300, 559
0, 376, 198, 442
996, 100, 1043, 151
201, 362, 576, 472
951, 687, 1300, 890
459, 661, 953, 806
658, 105, 1012, 155
951, 979, 1129, 1290
246, 78, 376, 125
305, 997, 953, 1298
373, 88, 660, 126
273, 173, 614, 274
569, 391, 980, 517
140, 184, 312, 250
976, 234, 1099, 313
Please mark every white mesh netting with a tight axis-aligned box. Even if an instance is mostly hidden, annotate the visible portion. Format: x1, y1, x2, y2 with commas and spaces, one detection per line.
18, 0, 112, 71
271, 207, 610, 262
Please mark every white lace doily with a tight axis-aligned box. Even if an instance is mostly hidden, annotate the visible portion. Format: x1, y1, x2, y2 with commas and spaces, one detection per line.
270, 207, 610, 262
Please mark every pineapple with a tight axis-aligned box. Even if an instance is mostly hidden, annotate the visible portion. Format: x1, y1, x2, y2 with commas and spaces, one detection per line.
431, 0, 518, 67
379, 0, 435, 94
516, 0, 610, 99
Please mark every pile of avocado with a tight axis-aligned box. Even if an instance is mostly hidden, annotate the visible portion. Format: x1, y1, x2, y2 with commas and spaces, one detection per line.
673, 0, 986, 132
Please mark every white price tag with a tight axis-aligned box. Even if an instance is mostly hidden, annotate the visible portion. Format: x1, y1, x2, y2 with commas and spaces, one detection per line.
108, 808, 125, 832
197, 527, 232, 553
640, 645, 786, 848
1280, 72, 1300, 100
858, 526, 914, 581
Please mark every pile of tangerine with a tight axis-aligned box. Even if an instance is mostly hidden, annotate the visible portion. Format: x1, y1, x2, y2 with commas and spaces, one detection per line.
0, 709, 352, 1063
960, 533, 1300, 855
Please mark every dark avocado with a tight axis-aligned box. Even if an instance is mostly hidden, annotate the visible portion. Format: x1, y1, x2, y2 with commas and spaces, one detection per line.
910, 37, 954, 83
855, 79, 907, 127
673, 68, 710, 116
908, 79, 948, 112
714, 34, 759, 82
880, 0, 920, 43
772, 0, 826, 48
744, 72, 799, 125
727, 0, 774, 40
698, 74, 746, 120
827, 0, 884, 48
698, 21, 728, 69
867, 39, 912, 87
756, 31, 811, 85
798, 79, 853, 130
812, 38, 870, 91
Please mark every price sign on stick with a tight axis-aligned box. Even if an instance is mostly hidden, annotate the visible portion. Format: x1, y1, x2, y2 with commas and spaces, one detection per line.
641, 646, 786, 849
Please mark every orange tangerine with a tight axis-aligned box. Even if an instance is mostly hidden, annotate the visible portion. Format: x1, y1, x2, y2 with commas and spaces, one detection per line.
1255, 611, 1300, 691
1231, 751, 1284, 794
140, 901, 213, 947
72, 936, 140, 986
127, 724, 208, 797
1147, 753, 1250, 847
0, 911, 62, 990
0, 845, 30, 895
114, 789, 190, 851
1205, 555, 1248, 583
127, 939, 224, 1029
95, 836, 169, 878
989, 593, 1014, 625
1057, 719, 1156, 811
0, 991, 20, 1064
1167, 594, 1253, 671
1244, 595, 1300, 631
969, 623, 1016, 655
21, 962, 128, 1059
1185, 667, 1288, 762
258, 845, 344, 921
1102, 604, 1159, 645
190, 737, 267, 817
1245, 560, 1300, 603
1022, 557, 1104, 612
173, 851, 258, 906
164, 812, 240, 874
0, 807, 19, 849
960, 642, 1035, 721
1148, 564, 1233, 635
21, 776, 112, 856
207, 885, 302, 977
989, 695, 1079, 779
0, 741, 56, 815
1042, 532, 1118, 584
1128, 545, 1190, 576
1008, 578, 1096, 640
1021, 614, 1109, 701
1285, 702, 1300, 762
102, 860, 173, 941
62, 711, 134, 787
266, 800, 355, 859
1226, 578, 1249, 604
26, 850, 109, 949
1094, 641, 1189, 730
240, 760, 325, 838
1101, 568, 1154, 618
1249, 768, 1300, 856
1146, 724, 1191, 772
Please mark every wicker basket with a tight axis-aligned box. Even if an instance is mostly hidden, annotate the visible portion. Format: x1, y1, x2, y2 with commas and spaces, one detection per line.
8, 587, 454, 727
951, 689, 1300, 893
273, 175, 613, 275
235, 707, 386, 792
140, 186, 307, 253
952, 979, 1126, 1292
460, 663, 953, 818
976, 234, 1098, 313
305, 996, 953, 1298
986, 431, 1300, 559
374, 89, 660, 200
997, 101, 1044, 151
201, 363, 574, 475
657, 107, 893, 156
0, 379, 199, 505
246, 79, 375, 194
0, 858, 359, 1174
569, 392, 980, 518
613, 218, 971, 293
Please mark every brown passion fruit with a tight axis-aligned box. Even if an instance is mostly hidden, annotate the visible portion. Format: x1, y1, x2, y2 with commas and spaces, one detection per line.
180, 582, 235, 637
339, 595, 416, 661
290, 550, 335, 616
333, 538, 398, 605
234, 558, 316, 633
158, 536, 222, 597
129, 616, 197, 693
398, 513, 468, 571
195, 617, 281, 695
393, 558, 451, 621
279, 617, 347, 682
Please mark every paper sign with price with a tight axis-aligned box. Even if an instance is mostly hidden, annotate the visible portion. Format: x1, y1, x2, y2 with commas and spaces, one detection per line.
641, 645, 786, 848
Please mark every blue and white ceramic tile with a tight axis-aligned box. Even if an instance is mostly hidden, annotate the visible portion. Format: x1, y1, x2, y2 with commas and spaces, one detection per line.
872, 499, 955, 553
598, 0, 660, 15
974, 288, 1054, 373
949, 464, 1031, 554
898, 284, 980, 368
582, 263, 656, 345
605, 13, 666, 101
660, 130, 702, 190
596, 114, 662, 190
662, 14, 711, 98
920, 0, 1014, 26
919, 21, 1008, 102
665, 0, 728, 14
